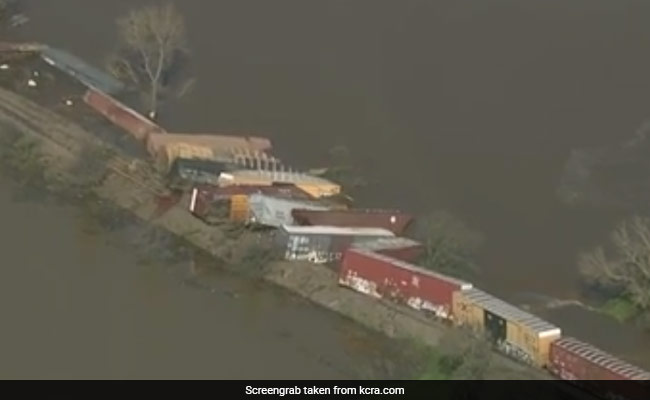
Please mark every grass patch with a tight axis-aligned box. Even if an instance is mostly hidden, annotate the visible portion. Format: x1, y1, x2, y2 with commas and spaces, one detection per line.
418, 350, 452, 380
600, 297, 640, 322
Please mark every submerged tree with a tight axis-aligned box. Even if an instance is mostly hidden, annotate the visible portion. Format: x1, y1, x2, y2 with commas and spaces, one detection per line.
414, 210, 483, 279
108, 2, 187, 120
579, 216, 650, 312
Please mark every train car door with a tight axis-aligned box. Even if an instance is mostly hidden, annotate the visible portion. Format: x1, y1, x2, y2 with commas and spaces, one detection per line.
484, 309, 506, 344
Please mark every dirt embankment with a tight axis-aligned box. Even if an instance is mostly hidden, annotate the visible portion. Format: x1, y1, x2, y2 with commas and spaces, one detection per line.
0, 82, 547, 379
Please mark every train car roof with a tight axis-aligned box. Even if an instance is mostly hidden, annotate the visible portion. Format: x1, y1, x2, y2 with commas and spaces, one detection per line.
553, 337, 650, 380
462, 288, 561, 338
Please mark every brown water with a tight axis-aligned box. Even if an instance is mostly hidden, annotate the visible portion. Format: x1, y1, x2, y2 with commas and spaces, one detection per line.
7, 0, 650, 366
0, 180, 413, 379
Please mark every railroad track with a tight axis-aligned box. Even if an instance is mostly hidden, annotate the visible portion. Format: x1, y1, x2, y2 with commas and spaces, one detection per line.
0, 86, 168, 197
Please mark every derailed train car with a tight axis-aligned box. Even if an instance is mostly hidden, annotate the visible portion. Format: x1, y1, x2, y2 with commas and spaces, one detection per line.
291, 208, 414, 235
189, 184, 313, 223
279, 226, 395, 264
218, 169, 341, 199
351, 237, 423, 263
339, 249, 472, 320
83, 88, 165, 141
247, 193, 330, 228
452, 288, 561, 368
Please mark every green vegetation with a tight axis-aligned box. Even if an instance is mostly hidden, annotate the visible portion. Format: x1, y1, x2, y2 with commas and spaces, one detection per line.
414, 210, 484, 280
221, 232, 282, 278
0, 129, 45, 183
417, 330, 493, 380
418, 350, 453, 380
600, 297, 640, 323
579, 216, 650, 328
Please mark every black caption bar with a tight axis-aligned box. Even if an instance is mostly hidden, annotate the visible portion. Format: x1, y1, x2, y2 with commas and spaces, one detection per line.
245, 384, 405, 396
232, 380, 650, 400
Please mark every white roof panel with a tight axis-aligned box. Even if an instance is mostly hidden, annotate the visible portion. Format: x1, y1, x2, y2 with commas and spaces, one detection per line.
281, 225, 395, 237
462, 288, 561, 337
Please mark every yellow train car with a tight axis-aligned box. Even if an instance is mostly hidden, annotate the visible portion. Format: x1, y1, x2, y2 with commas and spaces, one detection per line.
155, 142, 217, 172
229, 194, 250, 222
453, 288, 561, 368
218, 170, 341, 199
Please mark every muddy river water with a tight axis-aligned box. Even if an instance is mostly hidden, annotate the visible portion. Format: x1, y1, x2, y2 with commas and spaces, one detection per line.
0, 179, 412, 379
5, 0, 650, 369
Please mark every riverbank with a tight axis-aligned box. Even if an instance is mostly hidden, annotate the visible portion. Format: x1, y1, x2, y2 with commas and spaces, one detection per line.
0, 81, 545, 379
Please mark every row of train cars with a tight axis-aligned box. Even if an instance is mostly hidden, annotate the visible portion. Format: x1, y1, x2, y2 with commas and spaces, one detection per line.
340, 247, 650, 394
30, 43, 649, 398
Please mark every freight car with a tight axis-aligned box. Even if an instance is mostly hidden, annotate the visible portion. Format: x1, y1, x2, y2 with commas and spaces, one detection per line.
339, 249, 471, 319
166, 158, 228, 190
279, 226, 395, 264
83, 88, 164, 141
291, 208, 414, 235
247, 194, 330, 228
548, 337, 650, 400
218, 169, 341, 198
453, 288, 561, 368
351, 237, 423, 263
43, 48, 125, 95
188, 184, 312, 224
146, 132, 272, 156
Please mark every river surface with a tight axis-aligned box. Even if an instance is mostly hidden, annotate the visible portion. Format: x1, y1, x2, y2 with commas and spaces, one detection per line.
0, 179, 413, 379
6, 0, 650, 368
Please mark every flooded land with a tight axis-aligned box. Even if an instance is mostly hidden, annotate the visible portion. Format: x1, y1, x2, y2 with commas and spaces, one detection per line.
0, 179, 416, 379
4, 0, 650, 371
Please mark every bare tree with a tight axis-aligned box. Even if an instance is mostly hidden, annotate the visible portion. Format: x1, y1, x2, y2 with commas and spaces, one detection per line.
109, 3, 187, 120
414, 210, 484, 279
579, 216, 650, 311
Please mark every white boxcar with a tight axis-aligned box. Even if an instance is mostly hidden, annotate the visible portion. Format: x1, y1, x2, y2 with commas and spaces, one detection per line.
278, 225, 395, 264
248, 194, 329, 228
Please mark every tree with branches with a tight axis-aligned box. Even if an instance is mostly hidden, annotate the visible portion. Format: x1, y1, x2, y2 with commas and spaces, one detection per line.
414, 210, 484, 280
579, 216, 650, 313
108, 3, 187, 120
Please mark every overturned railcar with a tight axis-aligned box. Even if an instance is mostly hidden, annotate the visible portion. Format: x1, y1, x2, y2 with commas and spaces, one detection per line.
291, 208, 413, 235
279, 226, 394, 264
351, 237, 423, 263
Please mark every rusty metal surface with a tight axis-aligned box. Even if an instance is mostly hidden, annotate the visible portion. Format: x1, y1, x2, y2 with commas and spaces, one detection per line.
292, 209, 414, 235
83, 89, 164, 141
550, 337, 650, 381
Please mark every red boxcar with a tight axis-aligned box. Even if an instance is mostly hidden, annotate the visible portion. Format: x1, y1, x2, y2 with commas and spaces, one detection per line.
83, 89, 165, 141
291, 209, 414, 235
549, 337, 650, 400
189, 183, 313, 217
351, 237, 423, 263
339, 249, 472, 319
